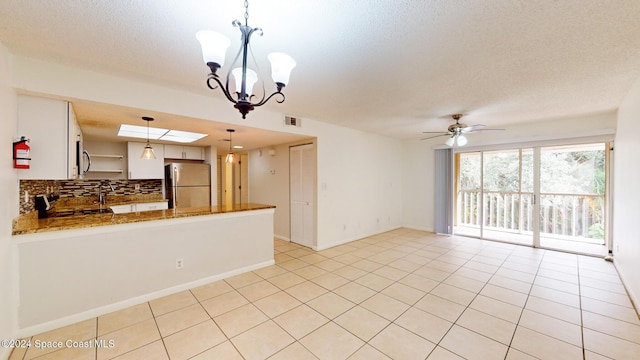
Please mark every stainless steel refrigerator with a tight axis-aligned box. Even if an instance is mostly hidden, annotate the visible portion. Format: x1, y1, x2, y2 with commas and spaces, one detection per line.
165, 163, 211, 209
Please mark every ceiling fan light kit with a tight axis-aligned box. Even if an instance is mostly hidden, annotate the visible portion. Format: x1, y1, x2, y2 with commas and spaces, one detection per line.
456, 134, 468, 146
196, 0, 296, 119
445, 134, 467, 147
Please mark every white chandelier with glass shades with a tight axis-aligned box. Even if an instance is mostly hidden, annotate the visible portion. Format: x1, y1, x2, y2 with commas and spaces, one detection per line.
196, 0, 296, 119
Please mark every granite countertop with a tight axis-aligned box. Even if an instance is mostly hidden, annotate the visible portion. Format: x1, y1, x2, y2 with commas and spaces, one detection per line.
13, 202, 275, 235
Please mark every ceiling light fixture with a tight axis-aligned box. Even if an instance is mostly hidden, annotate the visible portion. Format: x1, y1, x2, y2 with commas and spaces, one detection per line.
421, 114, 504, 147
117, 125, 207, 143
445, 134, 467, 147
196, 0, 296, 119
225, 129, 236, 163
140, 116, 156, 159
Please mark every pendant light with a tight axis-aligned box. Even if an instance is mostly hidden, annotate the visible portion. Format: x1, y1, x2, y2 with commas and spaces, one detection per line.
225, 129, 235, 163
140, 116, 156, 159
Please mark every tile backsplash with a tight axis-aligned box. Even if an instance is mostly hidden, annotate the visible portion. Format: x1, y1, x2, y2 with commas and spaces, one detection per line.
20, 179, 162, 214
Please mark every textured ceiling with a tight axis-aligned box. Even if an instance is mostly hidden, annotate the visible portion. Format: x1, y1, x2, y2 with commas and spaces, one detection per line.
1, 0, 640, 147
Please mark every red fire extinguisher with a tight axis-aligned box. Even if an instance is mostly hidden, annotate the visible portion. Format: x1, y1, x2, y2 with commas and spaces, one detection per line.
13, 136, 31, 169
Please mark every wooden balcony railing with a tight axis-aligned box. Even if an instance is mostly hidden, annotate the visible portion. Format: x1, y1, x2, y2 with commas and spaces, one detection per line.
457, 190, 605, 244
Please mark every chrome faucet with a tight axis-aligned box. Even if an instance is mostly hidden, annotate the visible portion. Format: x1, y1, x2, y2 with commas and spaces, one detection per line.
98, 181, 116, 205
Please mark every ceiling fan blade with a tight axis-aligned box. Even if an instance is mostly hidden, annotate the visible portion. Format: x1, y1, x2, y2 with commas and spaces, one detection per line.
421, 114, 507, 140
420, 133, 450, 140
470, 128, 506, 133
463, 124, 485, 132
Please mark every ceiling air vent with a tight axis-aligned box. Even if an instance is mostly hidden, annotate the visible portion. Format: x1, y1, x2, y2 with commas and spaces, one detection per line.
284, 115, 301, 127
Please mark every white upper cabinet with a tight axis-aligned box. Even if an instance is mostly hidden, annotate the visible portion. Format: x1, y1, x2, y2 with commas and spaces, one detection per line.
164, 145, 204, 160
127, 142, 164, 179
17, 95, 81, 180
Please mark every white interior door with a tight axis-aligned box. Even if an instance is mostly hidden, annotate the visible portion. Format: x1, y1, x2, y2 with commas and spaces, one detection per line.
290, 144, 315, 247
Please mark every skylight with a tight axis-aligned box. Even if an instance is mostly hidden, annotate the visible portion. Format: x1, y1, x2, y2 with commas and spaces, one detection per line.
117, 124, 207, 143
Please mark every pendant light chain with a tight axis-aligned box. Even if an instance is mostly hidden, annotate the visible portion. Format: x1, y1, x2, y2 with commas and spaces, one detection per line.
244, 0, 249, 25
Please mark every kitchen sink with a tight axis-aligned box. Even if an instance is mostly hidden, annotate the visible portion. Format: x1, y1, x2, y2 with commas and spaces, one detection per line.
109, 204, 133, 214
110, 202, 168, 214
51, 208, 113, 217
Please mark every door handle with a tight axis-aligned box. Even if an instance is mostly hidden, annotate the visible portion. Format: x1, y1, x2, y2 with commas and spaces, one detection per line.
83, 150, 91, 174
173, 167, 178, 207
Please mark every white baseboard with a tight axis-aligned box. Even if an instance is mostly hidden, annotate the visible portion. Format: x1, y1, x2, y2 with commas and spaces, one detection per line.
14, 259, 274, 338
401, 224, 434, 233
314, 225, 401, 251
274, 234, 290, 242
614, 262, 640, 318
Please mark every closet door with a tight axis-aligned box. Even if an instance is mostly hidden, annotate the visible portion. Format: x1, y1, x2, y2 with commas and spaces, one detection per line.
290, 144, 315, 247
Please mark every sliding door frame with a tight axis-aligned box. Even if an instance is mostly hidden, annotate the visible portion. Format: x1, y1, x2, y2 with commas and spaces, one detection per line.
450, 134, 613, 254
533, 147, 541, 248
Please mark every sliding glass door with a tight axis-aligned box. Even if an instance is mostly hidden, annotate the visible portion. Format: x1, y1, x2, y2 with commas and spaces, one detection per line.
455, 151, 482, 238
454, 148, 535, 245
482, 148, 535, 245
454, 142, 609, 255
538, 144, 607, 254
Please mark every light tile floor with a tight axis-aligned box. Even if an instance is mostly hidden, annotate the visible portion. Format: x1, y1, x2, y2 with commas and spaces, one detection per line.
9, 229, 640, 359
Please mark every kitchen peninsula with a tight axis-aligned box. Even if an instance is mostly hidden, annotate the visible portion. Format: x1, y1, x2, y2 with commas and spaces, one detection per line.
12, 202, 276, 335
13, 202, 275, 235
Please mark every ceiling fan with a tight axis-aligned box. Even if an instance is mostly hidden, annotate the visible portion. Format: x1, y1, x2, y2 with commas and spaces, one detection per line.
421, 114, 505, 147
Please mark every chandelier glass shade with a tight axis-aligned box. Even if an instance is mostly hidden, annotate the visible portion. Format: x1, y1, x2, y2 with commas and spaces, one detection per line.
196, 1, 296, 119
232, 67, 258, 97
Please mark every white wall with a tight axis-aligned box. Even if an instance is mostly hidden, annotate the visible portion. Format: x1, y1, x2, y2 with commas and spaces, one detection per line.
401, 111, 617, 232
249, 127, 405, 250
402, 139, 436, 231
11, 55, 305, 138
0, 42, 19, 360
613, 74, 640, 307
249, 142, 304, 241
314, 127, 404, 249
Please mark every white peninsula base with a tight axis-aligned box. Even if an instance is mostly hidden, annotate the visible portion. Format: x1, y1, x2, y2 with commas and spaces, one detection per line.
13, 208, 275, 336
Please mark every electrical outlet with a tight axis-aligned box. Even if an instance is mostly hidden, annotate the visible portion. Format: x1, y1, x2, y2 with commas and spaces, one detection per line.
134, 184, 140, 190
176, 258, 184, 269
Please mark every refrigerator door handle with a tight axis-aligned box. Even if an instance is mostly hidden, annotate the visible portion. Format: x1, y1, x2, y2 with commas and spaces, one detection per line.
173, 166, 178, 207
